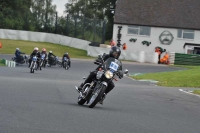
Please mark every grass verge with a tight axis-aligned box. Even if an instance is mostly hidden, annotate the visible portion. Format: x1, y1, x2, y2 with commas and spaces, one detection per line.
193, 90, 200, 95
0, 59, 6, 66
131, 65, 200, 88
0, 39, 95, 59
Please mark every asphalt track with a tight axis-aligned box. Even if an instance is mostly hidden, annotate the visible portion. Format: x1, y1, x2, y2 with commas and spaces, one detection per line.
0, 54, 200, 133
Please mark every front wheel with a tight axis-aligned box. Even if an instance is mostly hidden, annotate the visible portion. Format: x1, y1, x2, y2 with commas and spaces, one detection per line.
78, 96, 86, 105
88, 84, 106, 108
57, 61, 62, 67
77, 85, 90, 105
64, 62, 67, 70
40, 61, 43, 70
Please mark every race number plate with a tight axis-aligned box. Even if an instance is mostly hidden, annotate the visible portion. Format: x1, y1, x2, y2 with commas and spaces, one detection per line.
109, 62, 119, 72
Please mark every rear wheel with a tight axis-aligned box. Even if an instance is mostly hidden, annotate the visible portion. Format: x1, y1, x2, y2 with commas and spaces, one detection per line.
88, 84, 106, 108
57, 61, 62, 67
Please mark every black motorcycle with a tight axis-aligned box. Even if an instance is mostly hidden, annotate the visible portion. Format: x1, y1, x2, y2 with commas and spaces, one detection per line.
12, 54, 29, 65
30, 56, 38, 73
75, 55, 128, 108
63, 57, 70, 70
48, 56, 62, 67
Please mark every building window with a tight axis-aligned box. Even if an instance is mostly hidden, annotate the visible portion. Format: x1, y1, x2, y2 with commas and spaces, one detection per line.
177, 29, 194, 39
128, 26, 151, 36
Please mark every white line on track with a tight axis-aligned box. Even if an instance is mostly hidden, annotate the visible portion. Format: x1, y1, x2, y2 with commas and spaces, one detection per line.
179, 89, 200, 98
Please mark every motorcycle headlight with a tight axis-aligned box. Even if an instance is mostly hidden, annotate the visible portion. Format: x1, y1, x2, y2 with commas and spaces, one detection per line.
105, 70, 113, 79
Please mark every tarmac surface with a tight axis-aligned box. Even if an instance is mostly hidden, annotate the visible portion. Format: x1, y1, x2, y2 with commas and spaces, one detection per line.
0, 54, 200, 133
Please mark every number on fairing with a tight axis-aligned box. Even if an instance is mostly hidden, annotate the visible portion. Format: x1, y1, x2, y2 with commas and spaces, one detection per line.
109, 62, 119, 72
33, 56, 37, 61
41, 54, 45, 59
64, 57, 67, 60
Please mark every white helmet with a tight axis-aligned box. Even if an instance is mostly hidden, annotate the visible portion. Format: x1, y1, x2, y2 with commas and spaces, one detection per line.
16, 48, 20, 51
34, 47, 39, 51
49, 51, 52, 53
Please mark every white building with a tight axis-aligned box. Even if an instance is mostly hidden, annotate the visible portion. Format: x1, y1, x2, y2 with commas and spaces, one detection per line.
113, 0, 200, 55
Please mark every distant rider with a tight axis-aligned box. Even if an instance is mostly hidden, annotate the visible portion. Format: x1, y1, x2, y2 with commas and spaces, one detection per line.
41, 48, 48, 64
15, 48, 25, 64
62, 52, 71, 68
48, 51, 56, 66
29, 47, 41, 69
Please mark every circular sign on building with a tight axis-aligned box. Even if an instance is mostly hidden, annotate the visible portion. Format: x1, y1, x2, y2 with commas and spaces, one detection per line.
159, 31, 174, 45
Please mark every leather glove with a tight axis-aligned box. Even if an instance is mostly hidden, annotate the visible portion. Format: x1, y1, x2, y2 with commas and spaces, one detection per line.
94, 61, 100, 65
94, 58, 101, 65
118, 71, 124, 79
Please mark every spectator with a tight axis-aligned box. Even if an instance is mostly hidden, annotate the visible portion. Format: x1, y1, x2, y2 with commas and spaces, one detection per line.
109, 39, 116, 47
160, 52, 169, 64
122, 43, 127, 50
155, 47, 161, 64
0, 41, 2, 48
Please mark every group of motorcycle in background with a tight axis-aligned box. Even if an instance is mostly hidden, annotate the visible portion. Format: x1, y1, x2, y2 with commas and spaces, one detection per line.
12, 48, 70, 73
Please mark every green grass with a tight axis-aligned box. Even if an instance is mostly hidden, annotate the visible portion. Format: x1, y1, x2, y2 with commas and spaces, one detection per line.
0, 39, 95, 59
131, 65, 200, 88
0, 59, 6, 66
193, 90, 200, 95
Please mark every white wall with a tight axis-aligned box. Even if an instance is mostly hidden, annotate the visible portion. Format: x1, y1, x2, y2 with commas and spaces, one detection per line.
87, 46, 158, 64
0, 29, 90, 50
113, 24, 200, 54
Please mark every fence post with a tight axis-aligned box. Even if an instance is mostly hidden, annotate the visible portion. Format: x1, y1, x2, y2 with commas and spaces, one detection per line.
66, 15, 69, 36
55, 12, 58, 34
82, 16, 85, 39
74, 16, 77, 38
93, 18, 96, 42
101, 20, 106, 44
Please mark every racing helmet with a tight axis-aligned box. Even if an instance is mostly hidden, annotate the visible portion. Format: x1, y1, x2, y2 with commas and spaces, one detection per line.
16, 48, 20, 51
33, 47, 39, 53
42, 48, 46, 53
49, 51, 52, 53
109, 46, 121, 59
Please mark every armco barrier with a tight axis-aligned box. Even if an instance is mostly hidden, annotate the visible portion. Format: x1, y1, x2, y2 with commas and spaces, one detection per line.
174, 53, 200, 65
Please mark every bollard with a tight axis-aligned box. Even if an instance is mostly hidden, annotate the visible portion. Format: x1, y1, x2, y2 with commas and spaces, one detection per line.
12, 61, 16, 67
5, 60, 8, 65
8, 61, 11, 67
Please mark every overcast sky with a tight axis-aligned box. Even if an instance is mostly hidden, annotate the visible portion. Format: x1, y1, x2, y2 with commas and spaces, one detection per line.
52, 0, 68, 16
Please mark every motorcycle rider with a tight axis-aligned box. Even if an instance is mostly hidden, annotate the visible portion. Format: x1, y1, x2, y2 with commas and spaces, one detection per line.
48, 51, 56, 66
41, 48, 48, 65
29, 47, 41, 69
15, 48, 25, 65
77, 46, 124, 104
62, 52, 71, 68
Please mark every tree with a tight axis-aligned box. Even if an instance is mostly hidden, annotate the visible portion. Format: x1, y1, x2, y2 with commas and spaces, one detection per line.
0, 0, 32, 30
64, 0, 117, 40
30, 0, 57, 32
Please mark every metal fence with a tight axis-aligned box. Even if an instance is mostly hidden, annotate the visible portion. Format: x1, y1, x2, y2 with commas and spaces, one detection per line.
66, 15, 106, 43
0, 12, 106, 43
